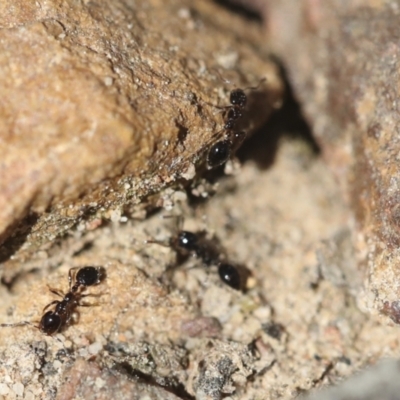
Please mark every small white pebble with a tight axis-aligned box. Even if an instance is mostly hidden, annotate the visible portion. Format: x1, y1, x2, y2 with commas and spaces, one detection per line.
173, 190, 187, 202
216, 51, 238, 69
53, 360, 62, 370
12, 382, 24, 397
110, 209, 121, 222
88, 342, 103, 355
0, 384, 9, 395
177, 7, 190, 19
253, 306, 271, 320
78, 348, 89, 358
104, 76, 113, 86
95, 377, 105, 389
24, 390, 35, 400
181, 163, 196, 181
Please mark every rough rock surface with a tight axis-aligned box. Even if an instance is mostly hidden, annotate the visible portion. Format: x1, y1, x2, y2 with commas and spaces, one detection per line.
0, 0, 282, 277
302, 360, 400, 400
255, 0, 400, 318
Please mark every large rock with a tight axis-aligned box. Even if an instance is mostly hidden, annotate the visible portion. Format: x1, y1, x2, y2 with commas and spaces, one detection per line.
0, 0, 282, 276
260, 0, 400, 318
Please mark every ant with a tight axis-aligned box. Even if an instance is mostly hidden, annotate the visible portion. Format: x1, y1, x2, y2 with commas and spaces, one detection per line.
148, 226, 244, 290
1, 266, 105, 336
206, 78, 266, 169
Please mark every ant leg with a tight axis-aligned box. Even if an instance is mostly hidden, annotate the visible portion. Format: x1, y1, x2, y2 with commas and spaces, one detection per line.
68, 267, 80, 290
0, 321, 31, 328
145, 238, 170, 247
145, 214, 184, 247
162, 214, 185, 232
78, 292, 106, 307
0, 321, 41, 334
78, 302, 100, 307
42, 300, 60, 313
79, 292, 106, 299
244, 77, 266, 91
47, 286, 64, 298
203, 101, 231, 111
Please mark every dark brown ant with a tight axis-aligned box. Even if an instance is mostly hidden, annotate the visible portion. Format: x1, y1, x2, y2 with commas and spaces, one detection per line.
0, 266, 105, 336
206, 78, 266, 169
148, 227, 244, 290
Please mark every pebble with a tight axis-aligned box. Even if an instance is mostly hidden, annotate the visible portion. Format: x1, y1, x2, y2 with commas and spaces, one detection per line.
0, 384, 9, 395
12, 382, 24, 397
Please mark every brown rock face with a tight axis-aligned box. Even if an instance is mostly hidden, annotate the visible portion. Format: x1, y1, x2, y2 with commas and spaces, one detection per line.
0, 0, 282, 272
262, 0, 400, 315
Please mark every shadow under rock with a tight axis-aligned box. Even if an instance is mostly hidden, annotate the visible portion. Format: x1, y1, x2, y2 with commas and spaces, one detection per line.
238, 61, 320, 169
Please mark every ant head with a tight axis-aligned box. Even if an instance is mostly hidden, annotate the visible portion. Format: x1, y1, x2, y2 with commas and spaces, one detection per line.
230, 89, 247, 108
40, 311, 62, 335
76, 266, 105, 287
207, 139, 232, 169
177, 231, 198, 251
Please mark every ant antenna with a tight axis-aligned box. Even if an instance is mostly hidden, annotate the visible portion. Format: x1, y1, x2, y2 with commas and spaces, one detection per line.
145, 214, 185, 247
0, 321, 36, 330
0, 320, 70, 351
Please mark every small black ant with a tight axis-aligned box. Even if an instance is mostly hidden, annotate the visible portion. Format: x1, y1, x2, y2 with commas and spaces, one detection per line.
1, 266, 105, 336
148, 227, 244, 290
206, 78, 266, 169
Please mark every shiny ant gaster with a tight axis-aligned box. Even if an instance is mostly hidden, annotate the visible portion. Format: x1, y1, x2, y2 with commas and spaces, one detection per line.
1, 266, 105, 336
149, 229, 243, 290
207, 131, 246, 169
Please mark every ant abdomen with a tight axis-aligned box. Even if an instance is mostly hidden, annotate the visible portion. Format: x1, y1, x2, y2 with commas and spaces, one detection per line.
40, 311, 62, 336
207, 139, 232, 169
218, 263, 242, 291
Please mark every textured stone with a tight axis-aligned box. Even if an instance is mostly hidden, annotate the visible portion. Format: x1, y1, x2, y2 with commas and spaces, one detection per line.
0, 0, 283, 275
256, 0, 400, 317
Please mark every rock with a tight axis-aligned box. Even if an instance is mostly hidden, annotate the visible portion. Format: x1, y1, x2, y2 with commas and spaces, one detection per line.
0, 0, 283, 278
258, 0, 400, 316
302, 359, 400, 400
